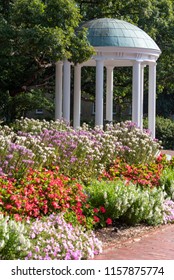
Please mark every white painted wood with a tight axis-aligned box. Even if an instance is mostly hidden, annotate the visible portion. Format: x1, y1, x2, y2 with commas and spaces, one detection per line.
95, 59, 104, 126
106, 66, 114, 122
140, 65, 145, 130
63, 60, 71, 122
132, 61, 141, 127
148, 62, 157, 138
55, 62, 63, 120
73, 64, 81, 128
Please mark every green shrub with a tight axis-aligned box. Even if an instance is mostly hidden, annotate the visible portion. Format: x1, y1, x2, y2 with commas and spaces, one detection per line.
144, 116, 174, 150
160, 167, 174, 199
85, 180, 165, 226
0, 214, 30, 259
123, 187, 164, 225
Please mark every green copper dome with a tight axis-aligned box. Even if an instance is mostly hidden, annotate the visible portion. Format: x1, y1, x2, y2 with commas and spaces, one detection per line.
82, 18, 160, 50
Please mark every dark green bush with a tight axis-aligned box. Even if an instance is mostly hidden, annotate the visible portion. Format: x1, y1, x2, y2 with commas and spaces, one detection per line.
144, 116, 174, 150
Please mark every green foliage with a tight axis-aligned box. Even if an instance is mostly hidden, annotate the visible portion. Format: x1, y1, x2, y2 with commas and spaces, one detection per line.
155, 116, 174, 150
160, 167, 174, 200
144, 116, 174, 150
0, 0, 94, 100
85, 180, 165, 226
0, 90, 54, 123
123, 187, 165, 226
11, 0, 46, 27
0, 214, 30, 259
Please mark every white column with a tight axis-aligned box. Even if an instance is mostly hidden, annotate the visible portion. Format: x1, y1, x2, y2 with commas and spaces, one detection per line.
95, 59, 104, 126
140, 65, 145, 130
132, 60, 141, 127
148, 62, 157, 138
63, 60, 71, 122
106, 66, 114, 122
73, 64, 81, 129
55, 61, 63, 120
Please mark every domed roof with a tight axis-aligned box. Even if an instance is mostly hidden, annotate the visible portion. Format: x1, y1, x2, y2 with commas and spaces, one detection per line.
81, 18, 160, 51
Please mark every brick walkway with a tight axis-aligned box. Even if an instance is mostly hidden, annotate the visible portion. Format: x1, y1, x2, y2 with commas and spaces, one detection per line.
93, 150, 174, 260
94, 224, 174, 260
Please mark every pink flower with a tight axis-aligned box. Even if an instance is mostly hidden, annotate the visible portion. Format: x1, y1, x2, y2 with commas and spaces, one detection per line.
14, 214, 22, 221
6, 204, 12, 209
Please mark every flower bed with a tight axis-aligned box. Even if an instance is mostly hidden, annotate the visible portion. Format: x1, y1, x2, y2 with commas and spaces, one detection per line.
0, 118, 174, 260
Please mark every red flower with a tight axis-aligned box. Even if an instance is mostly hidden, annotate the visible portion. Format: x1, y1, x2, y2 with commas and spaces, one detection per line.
76, 202, 82, 207
93, 216, 100, 223
93, 208, 99, 213
52, 201, 60, 209
100, 206, 106, 213
106, 218, 112, 225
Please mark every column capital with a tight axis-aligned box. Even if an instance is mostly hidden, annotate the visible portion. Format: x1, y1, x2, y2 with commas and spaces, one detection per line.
95, 57, 105, 62
74, 63, 82, 69
148, 61, 157, 66
134, 59, 143, 65
55, 61, 63, 65
106, 65, 114, 70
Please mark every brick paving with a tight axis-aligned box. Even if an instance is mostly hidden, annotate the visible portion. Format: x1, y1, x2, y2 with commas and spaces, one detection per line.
94, 223, 174, 260
93, 150, 174, 260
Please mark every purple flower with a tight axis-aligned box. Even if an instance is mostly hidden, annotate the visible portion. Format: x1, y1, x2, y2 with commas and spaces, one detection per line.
6, 154, 13, 159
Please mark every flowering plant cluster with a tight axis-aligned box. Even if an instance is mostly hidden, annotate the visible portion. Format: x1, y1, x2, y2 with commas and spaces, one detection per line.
0, 167, 108, 229
11, 117, 70, 134
0, 117, 169, 261
103, 158, 164, 188
105, 121, 161, 164
83, 203, 113, 228
0, 214, 30, 259
26, 213, 102, 260
0, 118, 161, 181
85, 180, 165, 225
0, 130, 56, 178
163, 200, 174, 224
0, 167, 88, 224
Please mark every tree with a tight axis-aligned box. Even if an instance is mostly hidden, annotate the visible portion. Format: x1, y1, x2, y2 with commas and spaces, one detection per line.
0, 0, 94, 112
1, 0, 174, 122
